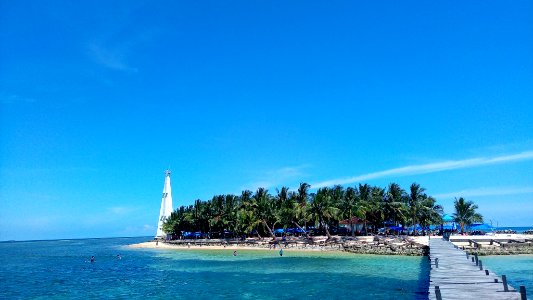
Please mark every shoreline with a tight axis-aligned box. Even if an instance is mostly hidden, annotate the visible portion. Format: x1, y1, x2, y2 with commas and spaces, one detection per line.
128, 235, 430, 256
128, 234, 533, 256
448, 233, 533, 255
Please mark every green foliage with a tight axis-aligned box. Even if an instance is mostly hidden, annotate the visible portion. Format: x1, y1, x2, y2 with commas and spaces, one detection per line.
162, 181, 471, 239
453, 197, 483, 233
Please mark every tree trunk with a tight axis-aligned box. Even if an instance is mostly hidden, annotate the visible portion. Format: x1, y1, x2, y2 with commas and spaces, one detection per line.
292, 221, 311, 239
350, 212, 355, 237
262, 220, 275, 239
325, 225, 332, 240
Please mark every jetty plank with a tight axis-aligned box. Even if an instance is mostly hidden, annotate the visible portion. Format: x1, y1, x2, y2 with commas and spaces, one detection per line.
428, 238, 522, 300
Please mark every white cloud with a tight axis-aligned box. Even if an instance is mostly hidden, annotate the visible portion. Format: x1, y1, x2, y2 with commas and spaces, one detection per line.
433, 187, 533, 199
88, 43, 138, 72
108, 206, 137, 215
310, 151, 533, 189
242, 165, 309, 191
0, 93, 36, 105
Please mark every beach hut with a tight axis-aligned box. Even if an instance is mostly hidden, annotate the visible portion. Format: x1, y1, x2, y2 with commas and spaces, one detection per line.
339, 217, 364, 235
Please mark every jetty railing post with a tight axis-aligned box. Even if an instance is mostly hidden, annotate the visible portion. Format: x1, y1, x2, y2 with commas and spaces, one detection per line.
485, 270, 489, 276
435, 286, 442, 300
520, 285, 527, 300
479, 260, 483, 270
502, 275, 509, 292
475, 253, 479, 266
435, 257, 439, 268
471, 257, 475, 263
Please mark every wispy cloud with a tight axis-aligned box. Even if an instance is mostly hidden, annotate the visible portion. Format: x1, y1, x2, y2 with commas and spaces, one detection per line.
433, 187, 533, 199
311, 151, 533, 189
88, 43, 138, 72
242, 165, 309, 191
0, 93, 36, 105
108, 206, 138, 215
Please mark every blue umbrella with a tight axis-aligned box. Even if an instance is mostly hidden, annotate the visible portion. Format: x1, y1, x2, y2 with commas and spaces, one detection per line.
387, 226, 405, 231
442, 214, 454, 222
470, 223, 493, 231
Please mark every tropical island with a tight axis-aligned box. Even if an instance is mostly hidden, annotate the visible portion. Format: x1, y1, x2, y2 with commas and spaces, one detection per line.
131, 182, 532, 255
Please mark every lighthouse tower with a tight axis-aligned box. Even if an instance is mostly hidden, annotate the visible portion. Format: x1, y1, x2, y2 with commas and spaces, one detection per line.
155, 170, 173, 239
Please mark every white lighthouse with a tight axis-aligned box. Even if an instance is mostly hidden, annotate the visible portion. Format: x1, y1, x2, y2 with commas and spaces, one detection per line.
155, 169, 173, 239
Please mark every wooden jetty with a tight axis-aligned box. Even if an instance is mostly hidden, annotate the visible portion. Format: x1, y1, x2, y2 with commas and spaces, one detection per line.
429, 237, 526, 300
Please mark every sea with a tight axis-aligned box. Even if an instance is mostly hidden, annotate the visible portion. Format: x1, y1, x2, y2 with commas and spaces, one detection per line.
494, 226, 533, 233
0, 236, 531, 300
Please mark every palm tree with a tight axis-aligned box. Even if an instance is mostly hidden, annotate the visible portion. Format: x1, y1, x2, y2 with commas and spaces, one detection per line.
295, 183, 311, 233
162, 206, 188, 236
385, 183, 408, 228
209, 195, 225, 236
330, 185, 345, 232
222, 194, 239, 237
237, 190, 255, 237
357, 183, 372, 234
275, 186, 291, 230
417, 196, 443, 231
366, 186, 385, 233
251, 188, 276, 238
408, 183, 426, 235
453, 197, 483, 233
309, 187, 339, 239
340, 186, 359, 236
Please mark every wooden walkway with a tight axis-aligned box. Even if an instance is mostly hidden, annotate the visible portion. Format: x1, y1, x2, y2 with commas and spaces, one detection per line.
429, 237, 524, 300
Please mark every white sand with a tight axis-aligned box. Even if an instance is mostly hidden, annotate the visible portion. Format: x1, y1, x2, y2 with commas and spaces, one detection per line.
128, 241, 290, 251
128, 235, 430, 251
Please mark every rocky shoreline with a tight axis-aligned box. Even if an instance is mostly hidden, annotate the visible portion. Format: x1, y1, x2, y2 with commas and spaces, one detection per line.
449, 234, 533, 256
135, 235, 431, 256
464, 243, 533, 256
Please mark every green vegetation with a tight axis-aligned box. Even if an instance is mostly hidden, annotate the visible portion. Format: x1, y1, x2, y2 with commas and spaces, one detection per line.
163, 182, 447, 239
453, 197, 483, 233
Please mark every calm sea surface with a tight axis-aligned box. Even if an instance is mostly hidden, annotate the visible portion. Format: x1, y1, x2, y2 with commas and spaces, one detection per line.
0, 237, 531, 299
1, 237, 429, 299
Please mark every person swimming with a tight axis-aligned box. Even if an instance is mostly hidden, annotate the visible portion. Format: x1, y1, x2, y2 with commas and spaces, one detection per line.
233, 251, 237, 256
279, 249, 283, 257
90, 256, 95, 263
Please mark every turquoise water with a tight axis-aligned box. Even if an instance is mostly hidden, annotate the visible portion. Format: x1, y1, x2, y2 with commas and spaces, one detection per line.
494, 226, 533, 233
482, 255, 533, 295
0, 237, 430, 299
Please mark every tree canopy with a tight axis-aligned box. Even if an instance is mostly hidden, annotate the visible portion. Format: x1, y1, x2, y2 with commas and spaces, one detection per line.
162, 182, 461, 239
453, 197, 483, 233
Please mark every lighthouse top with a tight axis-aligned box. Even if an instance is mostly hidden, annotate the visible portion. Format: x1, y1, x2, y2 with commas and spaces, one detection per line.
155, 170, 173, 239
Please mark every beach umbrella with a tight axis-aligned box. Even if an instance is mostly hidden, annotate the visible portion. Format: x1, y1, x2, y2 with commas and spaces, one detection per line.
442, 214, 454, 222
470, 223, 493, 231
407, 225, 423, 231
388, 226, 405, 231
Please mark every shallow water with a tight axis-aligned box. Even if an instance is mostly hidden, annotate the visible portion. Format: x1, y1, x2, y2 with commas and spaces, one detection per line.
482, 255, 533, 295
0, 237, 430, 299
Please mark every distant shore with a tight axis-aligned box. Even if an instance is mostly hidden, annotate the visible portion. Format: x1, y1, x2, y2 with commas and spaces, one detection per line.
129, 233, 533, 256
129, 235, 430, 256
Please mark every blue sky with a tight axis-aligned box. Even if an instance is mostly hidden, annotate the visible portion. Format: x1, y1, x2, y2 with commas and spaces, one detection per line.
1, 1, 532, 241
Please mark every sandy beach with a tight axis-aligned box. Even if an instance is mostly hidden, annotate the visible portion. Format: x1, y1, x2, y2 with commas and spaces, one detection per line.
128, 235, 430, 254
